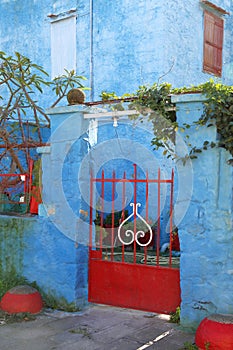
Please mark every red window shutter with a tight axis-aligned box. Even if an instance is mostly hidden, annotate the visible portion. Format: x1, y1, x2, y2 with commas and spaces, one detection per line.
203, 10, 223, 76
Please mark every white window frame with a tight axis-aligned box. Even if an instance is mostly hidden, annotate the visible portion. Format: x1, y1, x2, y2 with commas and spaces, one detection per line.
51, 15, 76, 79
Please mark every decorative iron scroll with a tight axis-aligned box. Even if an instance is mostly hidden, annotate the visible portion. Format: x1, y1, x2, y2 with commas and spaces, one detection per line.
118, 203, 153, 247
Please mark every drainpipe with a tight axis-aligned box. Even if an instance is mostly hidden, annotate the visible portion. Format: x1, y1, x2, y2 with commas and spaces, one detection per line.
90, 0, 94, 101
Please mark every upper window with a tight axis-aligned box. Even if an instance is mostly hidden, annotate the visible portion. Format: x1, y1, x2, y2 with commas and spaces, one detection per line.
51, 16, 76, 79
203, 10, 223, 77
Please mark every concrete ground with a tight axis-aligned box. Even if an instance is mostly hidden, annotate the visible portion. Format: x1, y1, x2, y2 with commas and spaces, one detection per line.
0, 304, 195, 350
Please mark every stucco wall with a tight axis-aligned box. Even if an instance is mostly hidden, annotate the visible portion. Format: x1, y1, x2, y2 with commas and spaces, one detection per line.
0, 105, 175, 309
0, 0, 232, 103
172, 93, 233, 329
0, 106, 92, 309
0, 215, 87, 307
79, 0, 233, 96
0, 96, 232, 327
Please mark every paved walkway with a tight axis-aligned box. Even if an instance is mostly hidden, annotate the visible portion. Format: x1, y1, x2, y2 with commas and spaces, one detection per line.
0, 305, 195, 350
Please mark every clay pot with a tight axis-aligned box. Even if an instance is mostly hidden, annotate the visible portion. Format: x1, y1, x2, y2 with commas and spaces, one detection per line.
195, 314, 233, 350
0, 285, 43, 314
67, 88, 86, 104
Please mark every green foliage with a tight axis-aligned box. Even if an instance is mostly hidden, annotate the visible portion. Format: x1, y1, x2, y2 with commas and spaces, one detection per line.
0, 51, 50, 124
100, 91, 120, 100
100, 91, 133, 101
135, 82, 174, 118
181, 342, 198, 350
0, 51, 89, 125
181, 342, 208, 350
169, 306, 180, 323
27, 281, 79, 311
0, 267, 30, 299
101, 80, 233, 165
51, 69, 89, 108
39, 291, 78, 312
135, 83, 177, 154
0, 51, 89, 201
200, 80, 233, 161
0, 268, 78, 312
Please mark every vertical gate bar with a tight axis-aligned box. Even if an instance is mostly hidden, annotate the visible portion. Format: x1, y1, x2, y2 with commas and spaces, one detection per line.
121, 171, 126, 262
144, 170, 149, 264
89, 168, 93, 251
100, 169, 105, 254
169, 169, 174, 266
156, 168, 161, 266
146, 170, 149, 220
111, 170, 116, 261
133, 164, 137, 264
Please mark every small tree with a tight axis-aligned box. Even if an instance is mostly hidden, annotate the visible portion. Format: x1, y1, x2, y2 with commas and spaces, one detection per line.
0, 51, 88, 199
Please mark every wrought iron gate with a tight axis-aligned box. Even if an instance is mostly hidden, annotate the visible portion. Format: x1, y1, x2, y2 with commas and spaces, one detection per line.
88, 164, 180, 314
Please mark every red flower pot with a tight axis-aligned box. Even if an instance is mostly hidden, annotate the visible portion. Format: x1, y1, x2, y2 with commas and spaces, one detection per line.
0, 285, 43, 314
195, 314, 233, 350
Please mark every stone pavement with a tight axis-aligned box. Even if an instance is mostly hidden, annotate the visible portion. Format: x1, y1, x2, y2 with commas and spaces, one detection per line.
0, 304, 195, 350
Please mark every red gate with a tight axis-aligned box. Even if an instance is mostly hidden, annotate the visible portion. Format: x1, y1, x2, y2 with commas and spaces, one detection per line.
88, 164, 180, 314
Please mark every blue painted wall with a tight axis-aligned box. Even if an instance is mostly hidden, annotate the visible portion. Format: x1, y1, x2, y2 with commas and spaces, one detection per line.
0, 0, 233, 327
0, 0, 232, 103
77, 0, 233, 96
0, 99, 232, 328
0, 105, 174, 308
0, 214, 88, 307
35, 105, 174, 305
172, 93, 233, 329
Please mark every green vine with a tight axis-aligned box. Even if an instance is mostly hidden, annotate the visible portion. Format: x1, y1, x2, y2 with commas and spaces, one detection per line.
101, 79, 233, 165
198, 80, 233, 163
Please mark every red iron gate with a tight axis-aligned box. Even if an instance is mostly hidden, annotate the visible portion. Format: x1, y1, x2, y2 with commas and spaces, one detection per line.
88, 164, 180, 314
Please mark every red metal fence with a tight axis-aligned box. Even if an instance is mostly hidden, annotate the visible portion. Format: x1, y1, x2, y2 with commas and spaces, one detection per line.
0, 159, 34, 213
88, 164, 181, 314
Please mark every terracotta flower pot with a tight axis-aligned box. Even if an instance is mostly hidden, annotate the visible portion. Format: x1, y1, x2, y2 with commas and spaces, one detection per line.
67, 88, 86, 104
1, 285, 43, 314
195, 314, 233, 350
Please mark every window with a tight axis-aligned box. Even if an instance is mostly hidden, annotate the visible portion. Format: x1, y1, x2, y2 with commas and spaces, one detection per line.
203, 10, 223, 77
51, 16, 76, 79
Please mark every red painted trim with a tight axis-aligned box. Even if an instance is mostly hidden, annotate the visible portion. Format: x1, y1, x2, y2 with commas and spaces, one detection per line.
93, 178, 173, 184
169, 169, 174, 266
88, 166, 179, 314
100, 170, 104, 252
133, 164, 137, 263
88, 259, 180, 314
121, 171, 126, 262
89, 169, 93, 249
156, 168, 161, 266
111, 170, 115, 261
